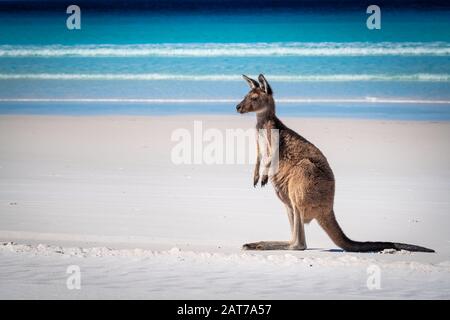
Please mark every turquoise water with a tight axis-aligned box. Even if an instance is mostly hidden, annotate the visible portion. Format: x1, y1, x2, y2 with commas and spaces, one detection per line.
0, 9, 449, 119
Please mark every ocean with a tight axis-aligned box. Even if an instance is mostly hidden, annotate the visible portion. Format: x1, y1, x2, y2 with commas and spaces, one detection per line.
0, 6, 450, 119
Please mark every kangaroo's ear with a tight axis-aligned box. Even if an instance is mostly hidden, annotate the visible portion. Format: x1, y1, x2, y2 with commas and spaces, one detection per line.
258, 74, 272, 95
242, 75, 259, 89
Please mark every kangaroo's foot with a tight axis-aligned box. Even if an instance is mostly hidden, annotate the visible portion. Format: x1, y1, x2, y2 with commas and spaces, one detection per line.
242, 241, 306, 251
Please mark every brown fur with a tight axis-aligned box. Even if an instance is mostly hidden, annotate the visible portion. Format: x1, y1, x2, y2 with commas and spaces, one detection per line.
236, 74, 434, 253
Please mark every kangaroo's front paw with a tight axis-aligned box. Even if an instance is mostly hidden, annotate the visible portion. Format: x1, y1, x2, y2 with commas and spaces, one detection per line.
253, 174, 260, 187
261, 175, 269, 187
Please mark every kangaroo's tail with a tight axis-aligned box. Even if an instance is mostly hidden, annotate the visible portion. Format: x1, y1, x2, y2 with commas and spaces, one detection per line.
317, 210, 434, 253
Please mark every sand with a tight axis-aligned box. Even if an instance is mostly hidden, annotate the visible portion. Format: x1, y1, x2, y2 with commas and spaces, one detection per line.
0, 115, 449, 299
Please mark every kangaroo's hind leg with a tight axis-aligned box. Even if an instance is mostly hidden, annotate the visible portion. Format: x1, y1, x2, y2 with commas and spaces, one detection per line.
242, 189, 302, 250
277, 189, 294, 235
289, 203, 307, 250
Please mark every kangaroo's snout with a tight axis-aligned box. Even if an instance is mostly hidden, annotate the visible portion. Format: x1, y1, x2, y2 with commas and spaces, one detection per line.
236, 103, 244, 113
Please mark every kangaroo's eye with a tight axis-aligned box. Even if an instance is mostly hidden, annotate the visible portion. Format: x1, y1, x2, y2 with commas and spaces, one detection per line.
250, 94, 258, 100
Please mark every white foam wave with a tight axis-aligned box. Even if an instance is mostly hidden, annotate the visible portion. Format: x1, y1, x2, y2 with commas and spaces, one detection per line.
1, 98, 449, 104
0, 42, 449, 57
0, 73, 449, 82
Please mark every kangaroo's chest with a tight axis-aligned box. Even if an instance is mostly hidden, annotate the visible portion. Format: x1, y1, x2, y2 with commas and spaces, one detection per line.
256, 124, 283, 174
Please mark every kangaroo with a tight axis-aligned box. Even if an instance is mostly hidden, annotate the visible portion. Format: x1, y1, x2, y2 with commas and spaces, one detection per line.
236, 74, 434, 253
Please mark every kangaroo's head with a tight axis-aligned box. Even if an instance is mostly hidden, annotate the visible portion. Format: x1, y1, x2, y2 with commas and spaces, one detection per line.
236, 74, 274, 114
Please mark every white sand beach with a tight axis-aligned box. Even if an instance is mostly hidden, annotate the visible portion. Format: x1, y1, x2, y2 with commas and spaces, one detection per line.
0, 115, 449, 299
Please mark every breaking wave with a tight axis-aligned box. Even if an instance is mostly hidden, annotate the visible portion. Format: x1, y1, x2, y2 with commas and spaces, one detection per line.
1, 73, 449, 82
0, 42, 449, 57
